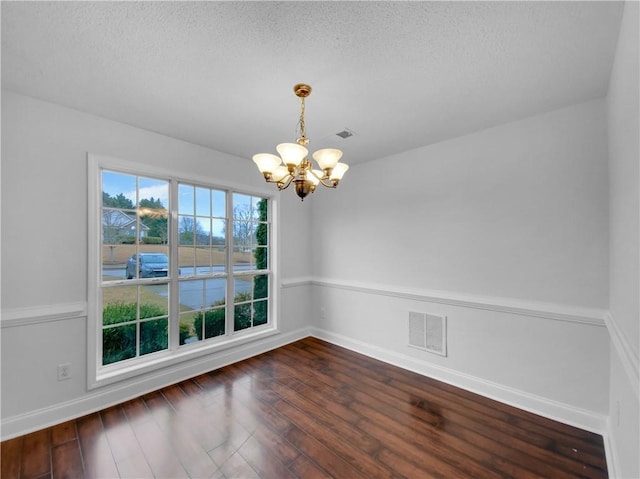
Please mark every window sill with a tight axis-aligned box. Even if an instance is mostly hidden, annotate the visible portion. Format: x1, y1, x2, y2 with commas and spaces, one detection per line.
90, 325, 279, 390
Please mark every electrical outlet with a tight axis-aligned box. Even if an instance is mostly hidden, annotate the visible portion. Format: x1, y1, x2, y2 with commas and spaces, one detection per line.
58, 363, 72, 381
320, 308, 326, 320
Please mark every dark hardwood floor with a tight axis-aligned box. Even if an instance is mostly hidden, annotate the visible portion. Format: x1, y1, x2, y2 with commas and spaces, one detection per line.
1, 337, 608, 478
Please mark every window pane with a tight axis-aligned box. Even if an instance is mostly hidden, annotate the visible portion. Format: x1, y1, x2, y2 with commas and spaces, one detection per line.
205, 278, 226, 307
234, 303, 252, 331
255, 246, 268, 270
140, 318, 168, 355
204, 308, 226, 339
193, 246, 211, 275
103, 171, 136, 208
256, 222, 268, 247
212, 190, 226, 218
102, 244, 133, 281
138, 177, 169, 209
233, 194, 251, 217
254, 300, 268, 326
233, 220, 252, 247
195, 218, 211, 245
126, 250, 169, 279
103, 285, 139, 325
179, 312, 200, 345
195, 187, 211, 216
178, 184, 194, 215
179, 215, 195, 245
103, 324, 136, 365
179, 247, 195, 277
254, 275, 268, 299
139, 205, 168, 246
179, 278, 225, 312
234, 277, 252, 302
140, 284, 168, 316
233, 247, 254, 271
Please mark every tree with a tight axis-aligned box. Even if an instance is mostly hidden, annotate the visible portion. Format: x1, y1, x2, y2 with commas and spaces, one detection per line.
179, 216, 206, 245
233, 204, 253, 250
140, 197, 168, 243
103, 192, 134, 209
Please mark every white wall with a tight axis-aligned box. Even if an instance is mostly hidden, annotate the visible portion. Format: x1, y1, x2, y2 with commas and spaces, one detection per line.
310, 99, 611, 430
606, 1, 640, 478
0, 91, 312, 437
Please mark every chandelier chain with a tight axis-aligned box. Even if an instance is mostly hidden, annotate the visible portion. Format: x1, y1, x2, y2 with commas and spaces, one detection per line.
297, 96, 307, 144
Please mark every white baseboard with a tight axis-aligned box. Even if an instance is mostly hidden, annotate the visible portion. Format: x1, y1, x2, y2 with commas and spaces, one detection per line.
310, 327, 607, 435
1, 327, 312, 441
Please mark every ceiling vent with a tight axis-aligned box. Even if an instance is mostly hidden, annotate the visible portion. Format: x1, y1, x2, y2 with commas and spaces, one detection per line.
335, 128, 355, 139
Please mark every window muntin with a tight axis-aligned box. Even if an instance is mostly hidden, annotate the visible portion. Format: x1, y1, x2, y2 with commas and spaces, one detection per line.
97, 166, 272, 371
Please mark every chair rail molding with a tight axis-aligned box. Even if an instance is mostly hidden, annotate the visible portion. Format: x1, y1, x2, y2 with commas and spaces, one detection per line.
1, 302, 88, 328
310, 277, 607, 327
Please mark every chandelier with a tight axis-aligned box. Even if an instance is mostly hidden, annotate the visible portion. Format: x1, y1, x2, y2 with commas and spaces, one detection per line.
252, 83, 349, 201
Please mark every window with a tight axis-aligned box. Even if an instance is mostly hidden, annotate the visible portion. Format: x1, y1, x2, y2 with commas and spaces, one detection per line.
89, 155, 275, 384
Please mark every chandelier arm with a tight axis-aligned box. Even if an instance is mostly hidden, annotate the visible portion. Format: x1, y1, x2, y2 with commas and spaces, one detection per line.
317, 177, 337, 188
276, 174, 295, 191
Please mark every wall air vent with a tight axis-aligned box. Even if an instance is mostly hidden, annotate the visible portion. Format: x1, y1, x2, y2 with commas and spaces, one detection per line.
408, 311, 447, 357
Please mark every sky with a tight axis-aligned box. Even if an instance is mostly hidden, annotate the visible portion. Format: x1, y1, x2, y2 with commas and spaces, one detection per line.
102, 169, 263, 238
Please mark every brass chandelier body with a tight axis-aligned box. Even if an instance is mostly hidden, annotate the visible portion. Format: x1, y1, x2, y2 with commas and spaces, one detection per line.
252, 84, 349, 201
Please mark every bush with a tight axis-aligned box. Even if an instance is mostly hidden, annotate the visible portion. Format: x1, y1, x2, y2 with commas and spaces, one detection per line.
179, 320, 192, 345
102, 302, 168, 365
194, 308, 226, 340
141, 236, 163, 244
115, 234, 136, 244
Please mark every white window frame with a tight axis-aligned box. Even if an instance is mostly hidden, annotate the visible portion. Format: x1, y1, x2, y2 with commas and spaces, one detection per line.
87, 154, 279, 389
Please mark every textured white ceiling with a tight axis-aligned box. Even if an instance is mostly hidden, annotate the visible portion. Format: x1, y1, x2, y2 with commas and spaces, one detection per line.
1, 1, 624, 165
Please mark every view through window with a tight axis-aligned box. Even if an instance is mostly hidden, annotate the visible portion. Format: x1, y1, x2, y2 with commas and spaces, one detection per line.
100, 169, 271, 368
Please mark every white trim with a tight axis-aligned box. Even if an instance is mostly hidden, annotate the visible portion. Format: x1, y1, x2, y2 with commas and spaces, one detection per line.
603, 420, 619, 479
310, 277, 607, 326
1, 302, 87, 328
310, 327, 607, 434
1, 327, 312, 441
280, 277, 313, 289
605, 312, 640, 398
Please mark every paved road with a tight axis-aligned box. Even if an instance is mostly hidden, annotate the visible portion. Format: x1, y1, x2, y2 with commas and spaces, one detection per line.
103, 265, 257, 310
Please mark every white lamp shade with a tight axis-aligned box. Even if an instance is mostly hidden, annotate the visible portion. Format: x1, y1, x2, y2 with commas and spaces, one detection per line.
253, 153, 282, 173
271, 166, 290, 182
276, 143, 308, 167
330, 162, 349, 180
306, 169, 321, 186
312, 148, 343, 170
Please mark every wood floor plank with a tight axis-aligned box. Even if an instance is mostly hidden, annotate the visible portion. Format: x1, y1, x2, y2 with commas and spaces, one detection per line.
288, 453, 333, 479
50, 421, 77, 447
21, 429, 51, 479
283, 424, 369, 479
1, 337, 608, 479
76, 413, 120, 479
237, 435, 297, 479
100, 406, 154, 478
52, 440, 84, 479
1, 436, 23, 479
